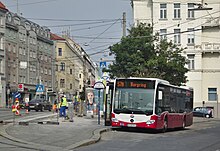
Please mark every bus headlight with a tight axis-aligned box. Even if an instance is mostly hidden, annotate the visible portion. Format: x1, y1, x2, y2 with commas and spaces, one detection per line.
112, 118, 118, 122
146, 120, 155, 125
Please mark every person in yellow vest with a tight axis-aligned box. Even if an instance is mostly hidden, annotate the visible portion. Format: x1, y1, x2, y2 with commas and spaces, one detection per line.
59, 95, 68, 119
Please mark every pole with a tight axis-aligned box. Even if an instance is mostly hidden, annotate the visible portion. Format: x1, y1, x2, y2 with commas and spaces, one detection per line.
98, 90, 100, 125
56, 94, 59, 124
217, 94, 219, 118
13, 112, 15, 125
122, 12, 126, 37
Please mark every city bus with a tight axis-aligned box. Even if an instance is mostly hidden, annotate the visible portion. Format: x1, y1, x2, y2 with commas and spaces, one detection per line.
111, 77, 193, 132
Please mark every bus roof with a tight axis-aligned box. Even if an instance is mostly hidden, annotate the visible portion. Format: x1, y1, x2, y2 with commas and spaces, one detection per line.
116, 77, 170, 84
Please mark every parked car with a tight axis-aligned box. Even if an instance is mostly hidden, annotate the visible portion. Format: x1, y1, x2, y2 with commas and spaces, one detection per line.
193, 107, 213, 118
28, 99, 52, 112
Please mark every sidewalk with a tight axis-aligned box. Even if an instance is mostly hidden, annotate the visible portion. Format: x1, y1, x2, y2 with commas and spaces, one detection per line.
0, 113, 110, 151
0, 114, 219, 151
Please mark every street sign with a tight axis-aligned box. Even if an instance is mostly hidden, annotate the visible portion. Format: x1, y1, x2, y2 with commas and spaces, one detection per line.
18, 84, 24, 92
100, 61, 107, 68
36, 84, 44, 92
94, 81, 105, 90
14, 92, 21, 98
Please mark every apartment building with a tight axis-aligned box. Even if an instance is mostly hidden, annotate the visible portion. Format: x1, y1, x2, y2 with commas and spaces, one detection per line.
0, 2, 7, 107
3, 7, 55, 107
132, 0, 220, 116
51, 33, 96, 99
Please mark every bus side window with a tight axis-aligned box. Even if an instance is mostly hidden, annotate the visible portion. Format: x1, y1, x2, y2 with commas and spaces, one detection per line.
158, 91, 163, 100
156, 90, 163, 115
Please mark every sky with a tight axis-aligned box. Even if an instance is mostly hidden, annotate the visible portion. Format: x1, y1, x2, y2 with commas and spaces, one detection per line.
1, 0, 133, 64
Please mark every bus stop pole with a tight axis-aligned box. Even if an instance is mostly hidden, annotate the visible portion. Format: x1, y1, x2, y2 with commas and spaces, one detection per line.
98, 90, 100, 125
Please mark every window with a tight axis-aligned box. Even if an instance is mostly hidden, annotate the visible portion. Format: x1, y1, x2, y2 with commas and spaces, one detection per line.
19, 47, 22, 55
60, 62, 65, 71
208, 88, 217, 101
58, 48, 62, 56
174, 29, 181, 44
48, 81, 52, 87
60, 79, 65, 88
70, 83, 72, 89
188, 3, 195, 19
160, 29, 167, 40
48, 69, 52, 75
44, 68, 47, 75
13, 45, 16, 53
187, 54, 195, 70
187, 28, 195, 44
8, 44, 11, 52
56, 64, 58, 71
70, 69, 72, 74
0, 38, 3, 50
174, 3, 181, 19
160, 3, 167, 19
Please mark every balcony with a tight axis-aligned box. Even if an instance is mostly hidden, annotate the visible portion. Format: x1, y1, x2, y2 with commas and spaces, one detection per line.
202, 17, 220, 27
202, 42, 220, 53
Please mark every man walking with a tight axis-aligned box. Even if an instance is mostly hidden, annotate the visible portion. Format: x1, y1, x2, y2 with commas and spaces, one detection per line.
59, 95, 68, 119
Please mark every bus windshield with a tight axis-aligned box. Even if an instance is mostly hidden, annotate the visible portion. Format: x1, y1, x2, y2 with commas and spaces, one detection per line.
113, 88, 155, 115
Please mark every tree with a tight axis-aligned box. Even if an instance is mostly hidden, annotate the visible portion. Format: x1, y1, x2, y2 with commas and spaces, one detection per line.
106, 23, 188, 86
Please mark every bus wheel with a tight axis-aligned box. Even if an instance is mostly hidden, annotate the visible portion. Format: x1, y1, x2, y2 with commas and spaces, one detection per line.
162, 119, 168, 133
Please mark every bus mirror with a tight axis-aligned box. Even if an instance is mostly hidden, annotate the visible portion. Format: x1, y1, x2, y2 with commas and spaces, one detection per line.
106, 86, 109, 94
158, 91, 163, 100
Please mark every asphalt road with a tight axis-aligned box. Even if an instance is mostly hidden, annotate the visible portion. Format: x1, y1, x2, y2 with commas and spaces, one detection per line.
0, 135, 35, 151
0, 108, 53, 122
74, 119, 220, 151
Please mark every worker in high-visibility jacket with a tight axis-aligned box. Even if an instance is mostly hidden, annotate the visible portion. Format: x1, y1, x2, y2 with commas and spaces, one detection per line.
59, 95, 68, 119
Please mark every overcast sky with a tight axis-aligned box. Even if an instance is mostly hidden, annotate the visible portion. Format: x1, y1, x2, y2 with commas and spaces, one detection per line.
1, 0, 133, 63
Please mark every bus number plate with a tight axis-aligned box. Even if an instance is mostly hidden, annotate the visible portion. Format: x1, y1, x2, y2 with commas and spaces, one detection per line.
127, 124, 136, 127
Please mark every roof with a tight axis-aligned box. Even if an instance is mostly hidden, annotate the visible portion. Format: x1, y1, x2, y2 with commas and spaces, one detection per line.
0, 2, 8, 11
50, 33, 65, 40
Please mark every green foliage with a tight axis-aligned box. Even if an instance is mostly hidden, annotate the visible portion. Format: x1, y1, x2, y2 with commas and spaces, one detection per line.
107, 23, 188, 86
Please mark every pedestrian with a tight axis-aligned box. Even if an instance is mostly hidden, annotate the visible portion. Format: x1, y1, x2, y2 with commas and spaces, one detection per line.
68, 99, 74, 122
59, 95, 68, 120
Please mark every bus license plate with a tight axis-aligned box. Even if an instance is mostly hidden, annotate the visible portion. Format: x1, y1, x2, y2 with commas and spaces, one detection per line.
127, 124, 136, 127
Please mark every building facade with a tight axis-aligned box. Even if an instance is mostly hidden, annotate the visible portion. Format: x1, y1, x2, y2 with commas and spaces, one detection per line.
3, 9, 55, 106
132, 0, 220, 117
0, 2, 7, 107
51, 34, 96, 100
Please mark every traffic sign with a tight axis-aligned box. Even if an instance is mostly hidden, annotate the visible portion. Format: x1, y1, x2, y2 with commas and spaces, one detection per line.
94, 81, 105, 90
14, 92, 21, 98
36, 84, 44, 92
18, 84, 24, 92
100, 61, 107, 68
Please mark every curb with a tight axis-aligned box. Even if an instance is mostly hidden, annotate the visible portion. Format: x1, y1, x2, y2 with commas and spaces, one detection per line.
0, 123, 69, 151
0, 114, 66, 151
0, 113, 109, 151
65, 127, 111, 150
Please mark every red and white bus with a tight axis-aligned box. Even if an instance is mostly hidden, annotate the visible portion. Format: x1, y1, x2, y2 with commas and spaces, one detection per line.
111, 77, 193, 132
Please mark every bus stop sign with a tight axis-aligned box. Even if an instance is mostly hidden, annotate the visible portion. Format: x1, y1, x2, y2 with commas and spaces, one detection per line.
94, 81, 105, 90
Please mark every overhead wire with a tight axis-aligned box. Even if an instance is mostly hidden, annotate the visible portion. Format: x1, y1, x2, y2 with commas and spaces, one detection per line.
6, 0, 62, 8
